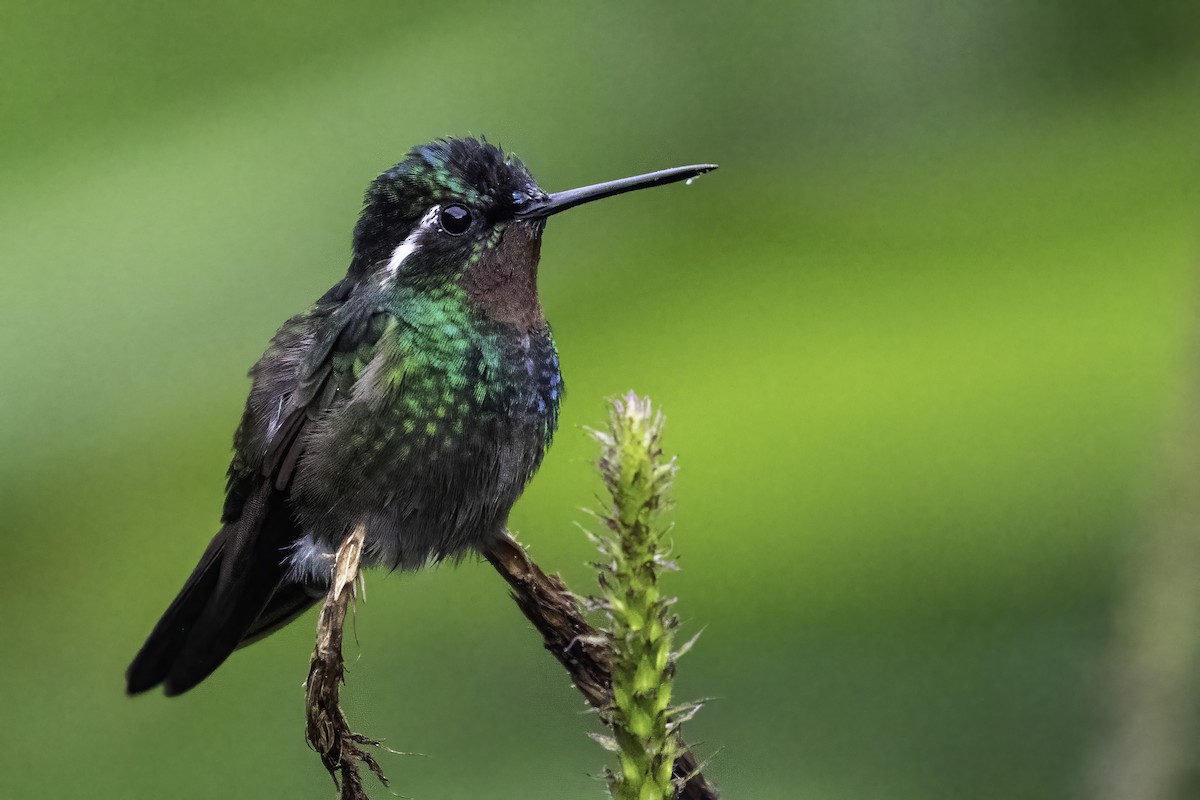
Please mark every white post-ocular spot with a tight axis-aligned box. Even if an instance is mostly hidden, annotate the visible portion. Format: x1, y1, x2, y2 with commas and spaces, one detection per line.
384, 206, 440, 282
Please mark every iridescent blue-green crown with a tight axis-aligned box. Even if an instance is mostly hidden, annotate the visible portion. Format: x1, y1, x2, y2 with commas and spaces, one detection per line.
353, 137, 544, 264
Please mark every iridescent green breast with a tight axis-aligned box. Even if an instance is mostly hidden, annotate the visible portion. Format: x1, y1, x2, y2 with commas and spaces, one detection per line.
290, 286, 561, 569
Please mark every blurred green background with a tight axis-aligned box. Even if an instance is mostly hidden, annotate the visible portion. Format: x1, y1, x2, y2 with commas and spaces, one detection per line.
3, 2, 1199, 798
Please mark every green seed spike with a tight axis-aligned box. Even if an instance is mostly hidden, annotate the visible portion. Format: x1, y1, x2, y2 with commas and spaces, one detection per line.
587, 393, 693, 800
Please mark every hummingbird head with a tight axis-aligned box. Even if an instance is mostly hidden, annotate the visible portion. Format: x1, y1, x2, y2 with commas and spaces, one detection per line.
350, 137, 716, 330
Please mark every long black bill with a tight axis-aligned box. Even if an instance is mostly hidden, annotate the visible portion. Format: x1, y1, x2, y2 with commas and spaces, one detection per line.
517, 163, 718, 219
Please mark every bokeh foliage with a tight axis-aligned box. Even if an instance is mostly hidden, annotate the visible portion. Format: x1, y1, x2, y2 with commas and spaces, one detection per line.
2, 2, 1198, 798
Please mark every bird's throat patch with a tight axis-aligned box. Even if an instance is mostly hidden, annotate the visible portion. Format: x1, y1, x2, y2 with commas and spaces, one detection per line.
463, 221, 545, 331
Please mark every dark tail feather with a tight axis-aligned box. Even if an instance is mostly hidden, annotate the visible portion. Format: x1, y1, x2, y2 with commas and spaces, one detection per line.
126, 485, 315, 696
125, 532, 226, 695
238, 582, 322, 647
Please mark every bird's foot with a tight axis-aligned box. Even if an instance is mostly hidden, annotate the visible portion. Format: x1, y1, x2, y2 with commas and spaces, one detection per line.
304, 524, 390, 800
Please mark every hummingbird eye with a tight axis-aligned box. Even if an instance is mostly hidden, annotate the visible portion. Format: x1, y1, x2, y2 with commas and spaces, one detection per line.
438, 204, 473, 236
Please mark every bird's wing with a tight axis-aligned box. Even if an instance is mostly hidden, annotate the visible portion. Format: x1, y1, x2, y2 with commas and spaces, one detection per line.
222, 288, 390, 521
127, 283, 392, 695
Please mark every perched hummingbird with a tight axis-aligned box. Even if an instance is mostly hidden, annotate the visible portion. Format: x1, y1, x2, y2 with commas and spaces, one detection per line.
126, 137, 715, 696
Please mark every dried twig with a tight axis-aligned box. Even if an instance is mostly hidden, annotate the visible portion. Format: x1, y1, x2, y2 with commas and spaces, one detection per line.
305, 524, 388, 800
484, 531, 719, 800
1088, 270, 1200, 800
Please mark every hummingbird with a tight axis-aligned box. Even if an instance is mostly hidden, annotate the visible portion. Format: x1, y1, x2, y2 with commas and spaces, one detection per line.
126, 137, 715, 696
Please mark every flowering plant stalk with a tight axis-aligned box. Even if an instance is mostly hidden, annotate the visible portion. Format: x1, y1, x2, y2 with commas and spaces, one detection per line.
586, 393, 698, 800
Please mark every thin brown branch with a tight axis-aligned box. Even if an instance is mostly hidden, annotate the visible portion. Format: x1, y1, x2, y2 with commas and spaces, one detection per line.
484, 530, 719, 800
305, 524, 389, 800
1088, 270, 1200, 800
